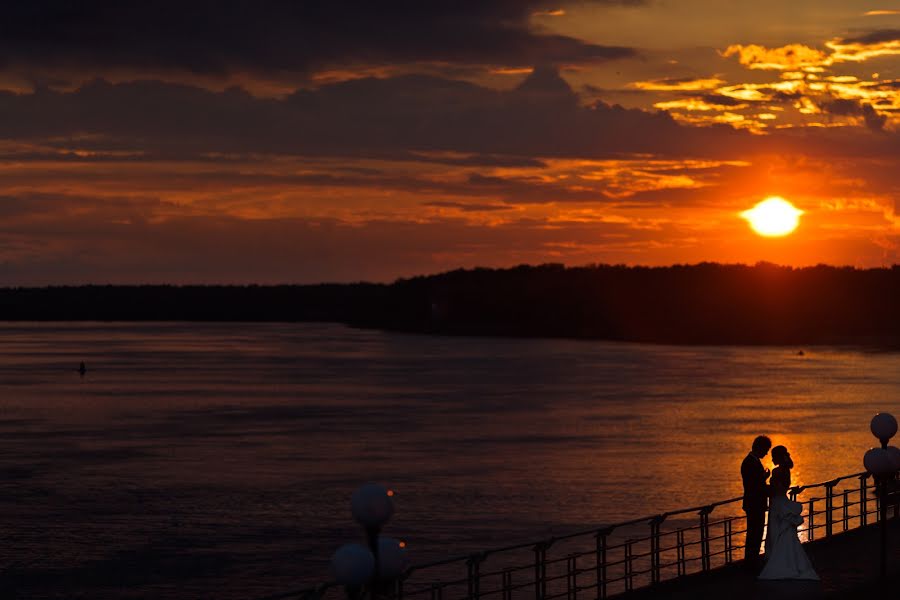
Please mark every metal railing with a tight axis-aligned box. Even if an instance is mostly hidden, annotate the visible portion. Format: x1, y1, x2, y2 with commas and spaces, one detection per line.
277, 471, 898, 600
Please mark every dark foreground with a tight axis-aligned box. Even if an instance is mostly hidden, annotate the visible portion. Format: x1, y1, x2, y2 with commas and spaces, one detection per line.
618, 518, 900, 599
5, 520, 893, 599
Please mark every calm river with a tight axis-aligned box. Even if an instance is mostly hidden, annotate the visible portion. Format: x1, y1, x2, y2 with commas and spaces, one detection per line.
0, 322, 896, 598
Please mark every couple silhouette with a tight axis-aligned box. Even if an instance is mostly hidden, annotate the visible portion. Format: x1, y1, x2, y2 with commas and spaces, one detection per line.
741, 435, 818, 580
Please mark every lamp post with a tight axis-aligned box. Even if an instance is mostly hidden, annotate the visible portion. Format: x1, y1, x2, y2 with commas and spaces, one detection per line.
863, 412, 899, 579
351, 483, 395, 579
332, 483, 409, 600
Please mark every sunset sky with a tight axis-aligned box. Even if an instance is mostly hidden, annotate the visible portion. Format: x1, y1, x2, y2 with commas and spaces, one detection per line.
3, 1, 900, 284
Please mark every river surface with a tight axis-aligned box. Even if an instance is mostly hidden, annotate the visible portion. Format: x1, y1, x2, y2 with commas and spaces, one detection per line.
0, 322, 896, 599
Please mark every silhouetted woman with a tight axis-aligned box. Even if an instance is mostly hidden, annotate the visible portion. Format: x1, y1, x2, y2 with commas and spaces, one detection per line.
758, 446, 818, 580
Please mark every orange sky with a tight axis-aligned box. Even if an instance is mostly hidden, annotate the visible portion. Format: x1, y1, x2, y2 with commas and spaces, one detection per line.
1, 1, 899, 284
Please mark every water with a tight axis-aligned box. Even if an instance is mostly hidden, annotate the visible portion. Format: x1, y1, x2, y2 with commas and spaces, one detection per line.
0, 322, 897, 599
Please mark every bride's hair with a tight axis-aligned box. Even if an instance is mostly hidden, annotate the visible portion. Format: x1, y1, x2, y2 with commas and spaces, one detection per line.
771, 445, 794, 468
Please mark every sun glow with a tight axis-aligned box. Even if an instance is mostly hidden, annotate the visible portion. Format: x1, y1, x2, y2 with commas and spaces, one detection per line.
741, 197, 803, 237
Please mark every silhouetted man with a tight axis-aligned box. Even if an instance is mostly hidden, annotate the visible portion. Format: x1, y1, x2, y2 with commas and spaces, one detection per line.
741, 435, 772, 570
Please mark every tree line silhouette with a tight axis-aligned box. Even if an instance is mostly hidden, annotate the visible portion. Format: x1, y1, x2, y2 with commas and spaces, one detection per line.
2, 262, 900, 345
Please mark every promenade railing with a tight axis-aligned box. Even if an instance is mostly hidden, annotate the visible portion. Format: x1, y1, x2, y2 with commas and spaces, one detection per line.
278, 471, 897, 600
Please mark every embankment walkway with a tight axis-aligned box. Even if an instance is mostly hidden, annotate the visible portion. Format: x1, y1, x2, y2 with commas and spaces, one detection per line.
620, 518, 900, 599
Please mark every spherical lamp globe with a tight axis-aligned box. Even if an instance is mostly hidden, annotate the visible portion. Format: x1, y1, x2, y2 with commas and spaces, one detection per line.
351, 483, 395, 529
885, 446, 900, 472
870, 413, 898, 444
377, 537, 410, 579
331, 543, 375, 586
864, 447, 895, 476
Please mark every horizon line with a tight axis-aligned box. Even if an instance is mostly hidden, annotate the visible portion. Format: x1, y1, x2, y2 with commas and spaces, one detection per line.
2, 260, 899, 289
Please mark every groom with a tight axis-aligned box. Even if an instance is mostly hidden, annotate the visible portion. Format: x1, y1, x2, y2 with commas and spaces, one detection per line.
741, 435, 772, 570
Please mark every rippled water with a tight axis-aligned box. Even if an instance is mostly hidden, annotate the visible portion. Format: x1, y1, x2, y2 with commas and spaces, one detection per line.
0, 322, 897, 599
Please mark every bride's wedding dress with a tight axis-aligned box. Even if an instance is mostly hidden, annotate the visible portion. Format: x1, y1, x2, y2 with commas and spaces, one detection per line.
758, 467, 819, 580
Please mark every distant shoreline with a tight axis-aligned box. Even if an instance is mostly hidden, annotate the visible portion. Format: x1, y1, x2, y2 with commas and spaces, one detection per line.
2, 320, 896, 353
2, 262, 900, 347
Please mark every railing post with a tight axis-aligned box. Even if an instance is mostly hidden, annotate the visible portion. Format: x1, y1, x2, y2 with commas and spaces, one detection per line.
875, 485, 882, 522
860, 474, 868, 526
698, 506, 714, 572
825, 480, 837, 537
430, 582, 443, 600
467, 553, 485, 600
649, 514, 666, 584
808, 499, 815, 541
842, 489, 849, 532
534, 540, 552, 600
878, 475, 889, 578
396, 574, 406, 600
567, 554, 578, 600
502, 569, 513, 600
594, 529, 610, 600
624, 541, 633, 593
676, 530, 685, 577
724, 518, 733, 563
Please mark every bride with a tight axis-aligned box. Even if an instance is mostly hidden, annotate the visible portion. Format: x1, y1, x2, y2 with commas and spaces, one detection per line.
758, 445, 819, 580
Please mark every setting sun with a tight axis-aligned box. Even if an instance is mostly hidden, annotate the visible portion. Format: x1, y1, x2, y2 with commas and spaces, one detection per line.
740, 197, 803, 237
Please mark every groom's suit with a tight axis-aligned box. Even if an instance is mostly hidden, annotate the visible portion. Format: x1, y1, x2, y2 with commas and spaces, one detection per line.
741, 452, 769, 564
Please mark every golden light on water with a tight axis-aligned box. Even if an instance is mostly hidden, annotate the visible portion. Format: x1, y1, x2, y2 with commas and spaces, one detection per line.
741, 197, 803, 237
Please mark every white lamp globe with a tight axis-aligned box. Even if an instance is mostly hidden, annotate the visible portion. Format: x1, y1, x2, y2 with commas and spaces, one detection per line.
864, 447, 895, 476
331, 543, 375, 586
870, 413, 898, 443
885, 446, 900, 472
377, 537, 410, 579
351, 483, 394, 529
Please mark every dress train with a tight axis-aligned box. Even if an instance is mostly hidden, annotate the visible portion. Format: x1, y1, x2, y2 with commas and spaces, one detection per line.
758, 496, 819, 580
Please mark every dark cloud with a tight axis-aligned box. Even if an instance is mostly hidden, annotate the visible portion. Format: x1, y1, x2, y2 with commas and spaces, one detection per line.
0, 1, 639, 79
698, 93, 747, 107
514, 65, 580, 102
820, 98, 864, 116
406, 154, 548, 168
0, 70, 753, 161
842, 29, 900, 44
461, 172, 609, 203
770, 90, 804, 102
11, 69, 898, 166
819, 98, 887, 132
0, 164, 610, 207
0, 192, 168, 220
614, 186, 719, 207
422, 201, 515, 212
581, 84, 650, 96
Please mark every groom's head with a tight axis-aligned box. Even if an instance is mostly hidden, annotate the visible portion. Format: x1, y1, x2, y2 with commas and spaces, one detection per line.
751, 435, 772, 458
